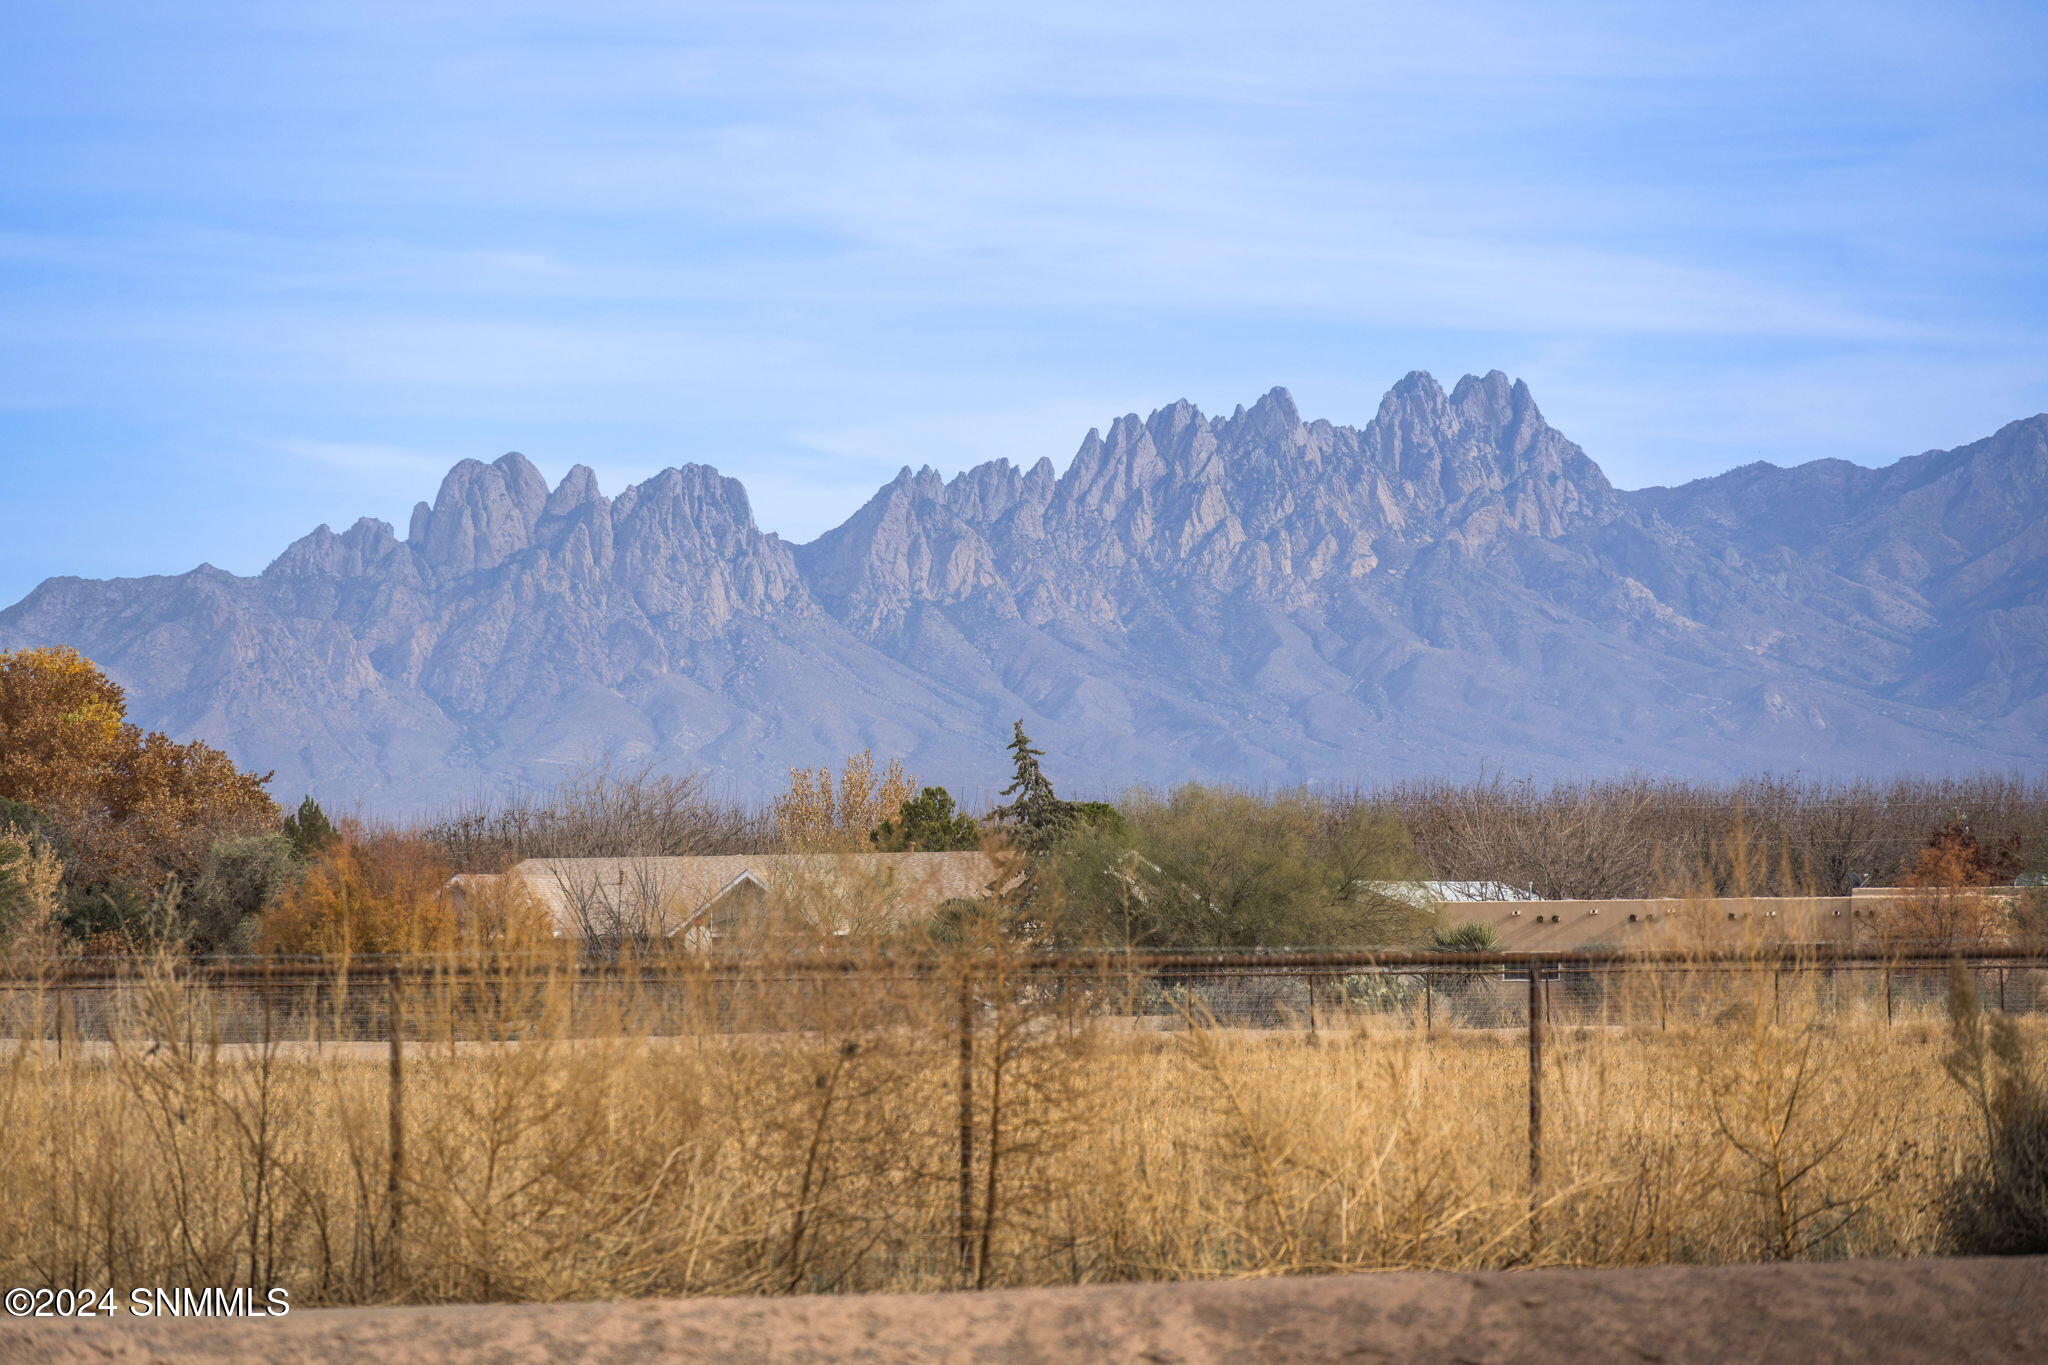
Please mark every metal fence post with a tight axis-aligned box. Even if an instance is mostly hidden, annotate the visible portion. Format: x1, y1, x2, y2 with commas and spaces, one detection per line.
1527, 961, 1545, 1255
385, 968, 406, 1289
1424, 971, 1434, 1036
956, 968, 976, 1282
1884, 964, 1893, 1025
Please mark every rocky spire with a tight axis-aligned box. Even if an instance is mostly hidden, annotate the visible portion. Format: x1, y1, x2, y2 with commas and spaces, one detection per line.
411, 451, 550, 575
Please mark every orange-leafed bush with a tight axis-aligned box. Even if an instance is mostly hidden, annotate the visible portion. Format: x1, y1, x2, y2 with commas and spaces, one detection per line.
258, 834, 456, 956
1893, 815, 2024, 946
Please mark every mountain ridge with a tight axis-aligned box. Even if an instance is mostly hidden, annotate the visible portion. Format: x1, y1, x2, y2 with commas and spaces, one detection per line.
3, 372, 2042, 812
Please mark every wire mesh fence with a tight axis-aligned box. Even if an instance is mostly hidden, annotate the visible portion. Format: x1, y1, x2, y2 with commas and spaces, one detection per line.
6, 946, 2048, 1049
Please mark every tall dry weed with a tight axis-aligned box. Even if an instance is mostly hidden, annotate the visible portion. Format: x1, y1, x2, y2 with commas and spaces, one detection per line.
0, 941, 2014, 1306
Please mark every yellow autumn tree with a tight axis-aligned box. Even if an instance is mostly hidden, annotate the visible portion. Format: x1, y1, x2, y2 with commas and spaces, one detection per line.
0, 646, 279, 887
774, 750, 918, 850
0, 646, 128, 810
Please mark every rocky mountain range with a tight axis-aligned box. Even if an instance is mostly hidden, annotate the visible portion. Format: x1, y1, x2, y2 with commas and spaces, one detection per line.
3, 371, 2043, 812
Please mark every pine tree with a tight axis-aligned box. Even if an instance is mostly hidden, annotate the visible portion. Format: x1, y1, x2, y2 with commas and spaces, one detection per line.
282, 796, 338, 859
992, 721, 1073, 851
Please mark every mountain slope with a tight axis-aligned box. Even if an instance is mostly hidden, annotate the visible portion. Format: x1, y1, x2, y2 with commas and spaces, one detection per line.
3, 373, 2041, 811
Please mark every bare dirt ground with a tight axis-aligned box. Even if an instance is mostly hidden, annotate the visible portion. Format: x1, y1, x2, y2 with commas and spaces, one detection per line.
6, 1256, 2041, 1363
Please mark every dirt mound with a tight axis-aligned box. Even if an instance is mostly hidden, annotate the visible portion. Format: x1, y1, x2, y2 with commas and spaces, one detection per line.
8, 1257, 2042, 1363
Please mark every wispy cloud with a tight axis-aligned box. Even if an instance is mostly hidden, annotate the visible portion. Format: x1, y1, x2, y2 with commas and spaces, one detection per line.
269, 438, 455, 480
2, 0, 2045, 598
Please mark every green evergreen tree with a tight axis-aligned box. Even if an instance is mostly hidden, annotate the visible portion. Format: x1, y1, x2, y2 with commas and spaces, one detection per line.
871, 786, 982, 852
991, 721, 1075, 851
282, 796, 338, 859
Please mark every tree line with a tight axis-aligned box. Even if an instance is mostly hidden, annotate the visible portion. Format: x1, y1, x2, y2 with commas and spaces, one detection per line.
3, 645, 2044, 957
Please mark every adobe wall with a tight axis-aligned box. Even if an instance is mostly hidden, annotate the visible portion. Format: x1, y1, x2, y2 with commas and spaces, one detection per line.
1439, 895, 1892, 950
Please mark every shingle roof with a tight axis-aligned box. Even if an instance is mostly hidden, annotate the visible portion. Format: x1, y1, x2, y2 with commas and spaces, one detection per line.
487, 851, 1002, 938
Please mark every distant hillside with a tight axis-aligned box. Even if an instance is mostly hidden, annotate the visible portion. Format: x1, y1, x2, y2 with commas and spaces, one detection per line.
4, 371, 2042, 811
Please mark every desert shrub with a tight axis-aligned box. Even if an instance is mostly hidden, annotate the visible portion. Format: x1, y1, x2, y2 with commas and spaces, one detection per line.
1429, 921, 1501, 952
60, 881, 182, 954
1333, 972, 1417, 1010
1686, 962, 1900, 1260
259, 834, 456, 956
1040, 785, 1431, 949
185, 834, 303, 952
1068, 800, 1130, 841
1941, 965, 2048, 1254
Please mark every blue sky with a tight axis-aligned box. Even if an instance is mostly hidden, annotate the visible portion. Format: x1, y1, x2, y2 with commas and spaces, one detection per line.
3, 0, 2045, 605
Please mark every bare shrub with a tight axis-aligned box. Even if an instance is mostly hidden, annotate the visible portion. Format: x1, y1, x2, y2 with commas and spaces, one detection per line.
423, 760, 763, 872
0, 938, 2009, 1306
1688, 959, 1897, 1258
1377, 773, 2048, 899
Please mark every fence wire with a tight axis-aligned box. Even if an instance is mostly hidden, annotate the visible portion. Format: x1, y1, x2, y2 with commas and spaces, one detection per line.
5, 951, 2047, 1049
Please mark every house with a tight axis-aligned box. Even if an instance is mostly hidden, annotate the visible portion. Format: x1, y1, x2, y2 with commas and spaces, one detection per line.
447, 851, 1001, 948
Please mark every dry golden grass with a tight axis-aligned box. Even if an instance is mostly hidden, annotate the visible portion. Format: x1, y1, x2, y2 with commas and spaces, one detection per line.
0, 953, 2015, 1307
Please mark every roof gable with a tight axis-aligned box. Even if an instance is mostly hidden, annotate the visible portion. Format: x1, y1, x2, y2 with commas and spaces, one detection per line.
503, 851, 1000, 937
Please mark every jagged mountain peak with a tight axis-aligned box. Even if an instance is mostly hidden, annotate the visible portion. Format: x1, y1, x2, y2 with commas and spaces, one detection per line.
546, 464, 604, 515
603, 464, 778, 572
1251, 383, 1298, 416
1388, 369, 1448, 400
1448, 369, 1524, 427
408, 451, 550, 574
1225, 386, 1300, 441
266, 515, 406, 579
5, 371, 2043, 809
492, 449, 542, 478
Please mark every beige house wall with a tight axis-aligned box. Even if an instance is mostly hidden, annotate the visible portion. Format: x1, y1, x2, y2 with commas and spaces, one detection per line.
1439, 893, 1951, 951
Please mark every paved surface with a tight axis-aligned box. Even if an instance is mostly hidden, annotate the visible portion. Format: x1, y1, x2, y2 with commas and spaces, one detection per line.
5, 1257, 2041, 1363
